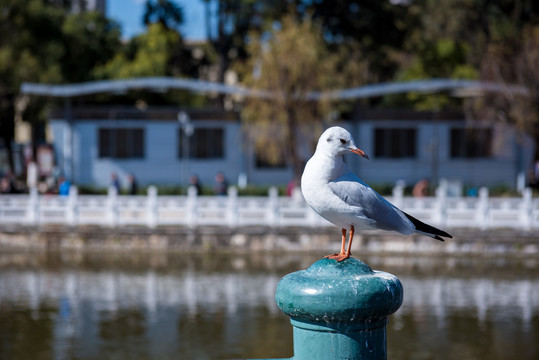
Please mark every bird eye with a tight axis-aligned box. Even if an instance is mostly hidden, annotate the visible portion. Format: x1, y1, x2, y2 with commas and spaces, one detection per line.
339, 138, 346, 144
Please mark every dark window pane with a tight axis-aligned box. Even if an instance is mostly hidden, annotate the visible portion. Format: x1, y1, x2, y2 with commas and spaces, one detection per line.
179, 127, 224, 159
116, 129, 127, 158
99, 129, 110, 157
133, 129, 144, 158
405, 129, 416, 157
373, 128, 417, 158
450, 128, 492, 158
98, 128, 144, 159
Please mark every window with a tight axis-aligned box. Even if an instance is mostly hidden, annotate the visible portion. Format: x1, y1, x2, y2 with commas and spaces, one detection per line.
374, 128, 417, 158
98, 128, 144, 159
450, 128, 493, 158
178, 128, 224, 159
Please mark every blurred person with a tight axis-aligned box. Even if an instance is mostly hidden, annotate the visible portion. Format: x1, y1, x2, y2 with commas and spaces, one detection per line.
127, 173, 138, 195
58, 176, 71, 196
38, 182, 49, 194
467, 187, 478, 197
189, 174, 202, 195
1, 172, 18, 194
286, 179, 296, 197
413, 178, 430, 197
111, 172, 121, 193
213, 171, 228, 196
26, 162, 38, 190
1, 177, 13, 194
533, 160, 539, 188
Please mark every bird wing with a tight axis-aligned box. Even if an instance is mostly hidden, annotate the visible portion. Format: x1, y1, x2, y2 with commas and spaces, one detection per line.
328, 171, 413, 234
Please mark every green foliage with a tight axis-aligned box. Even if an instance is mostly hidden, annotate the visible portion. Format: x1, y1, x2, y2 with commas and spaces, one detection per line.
237, 185, 287, 197
239, 14, 365, 180
77, 185, 108, 195
1, 0, 539, 177
294, 0, 410, 83
0, 0, 64, 87
0, 0, 123, 157
488, 184, 521, 197
143, 0, 184, 30
61, 11, 122, 82
90, 21, 214, 107
93, 23, 180, 79
392, 39, 478, 111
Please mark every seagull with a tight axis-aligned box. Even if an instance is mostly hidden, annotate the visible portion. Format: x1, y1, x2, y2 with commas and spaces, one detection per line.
301, 126, 452, 261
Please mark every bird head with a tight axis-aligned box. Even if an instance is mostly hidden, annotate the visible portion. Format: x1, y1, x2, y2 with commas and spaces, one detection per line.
316, 126, 369, 159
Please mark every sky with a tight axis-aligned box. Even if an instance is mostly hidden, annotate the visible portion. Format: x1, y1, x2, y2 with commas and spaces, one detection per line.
107, 0, 208, 40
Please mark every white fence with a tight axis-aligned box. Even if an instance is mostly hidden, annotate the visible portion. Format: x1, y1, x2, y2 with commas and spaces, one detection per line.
0, 185, 538, 230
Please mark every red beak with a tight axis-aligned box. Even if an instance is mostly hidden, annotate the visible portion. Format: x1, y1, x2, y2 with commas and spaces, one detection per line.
350, 148, 369, 160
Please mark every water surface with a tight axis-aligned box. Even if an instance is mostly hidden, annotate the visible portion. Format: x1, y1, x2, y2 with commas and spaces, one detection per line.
0, 251, 537, 360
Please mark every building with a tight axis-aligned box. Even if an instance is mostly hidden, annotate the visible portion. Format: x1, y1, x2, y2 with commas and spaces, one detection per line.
350, 109, 534, 190
49, 106, 293, 188
48, 105, 534, 190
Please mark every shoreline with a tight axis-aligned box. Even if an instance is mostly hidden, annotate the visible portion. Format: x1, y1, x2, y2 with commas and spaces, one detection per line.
0, 225, 537, 257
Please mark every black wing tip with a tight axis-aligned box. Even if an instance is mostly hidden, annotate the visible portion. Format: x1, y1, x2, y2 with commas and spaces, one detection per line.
403, 211, 452, 241
436, 230, 453, 240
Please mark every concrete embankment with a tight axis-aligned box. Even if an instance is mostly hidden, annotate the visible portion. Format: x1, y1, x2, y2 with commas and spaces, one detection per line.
0, 225, 537, 256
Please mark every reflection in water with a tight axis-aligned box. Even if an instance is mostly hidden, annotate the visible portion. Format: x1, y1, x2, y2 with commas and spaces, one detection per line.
0, 252, 537, 360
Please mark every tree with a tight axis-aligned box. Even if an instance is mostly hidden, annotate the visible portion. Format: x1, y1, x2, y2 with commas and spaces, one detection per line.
0, 0, 122, 174
94, 23, 181, 79
472, 25, 539, 157
0, 0, 65, 172
140, 0, 213, 88
204, 0, 261, 107
239, 15, 365, 181
143, 0, 184, 31
61, 10, 122, 83
204, 1, 412, 107
300, 0, 411, 83
449, 1, 539, 158
92, 23, 209, 107
386, 38, 478, 111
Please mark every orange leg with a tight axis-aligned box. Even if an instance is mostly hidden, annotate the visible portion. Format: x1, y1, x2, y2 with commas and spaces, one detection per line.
324, 226, 354, 262
345, 225, 354, 258
340, 228, 346, 253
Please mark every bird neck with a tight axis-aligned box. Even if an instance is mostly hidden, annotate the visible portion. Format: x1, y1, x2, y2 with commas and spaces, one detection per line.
312, 152, 347, 181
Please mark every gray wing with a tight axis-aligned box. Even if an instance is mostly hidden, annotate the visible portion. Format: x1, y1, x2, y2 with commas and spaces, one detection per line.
328, 171, 413, 233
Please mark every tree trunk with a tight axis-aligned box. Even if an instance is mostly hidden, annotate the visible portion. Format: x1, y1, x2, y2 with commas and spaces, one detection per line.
286, 103, 303, 183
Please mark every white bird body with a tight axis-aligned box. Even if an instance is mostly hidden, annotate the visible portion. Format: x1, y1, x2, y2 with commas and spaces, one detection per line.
301, 126, 451, 260
302, 152, 414, 234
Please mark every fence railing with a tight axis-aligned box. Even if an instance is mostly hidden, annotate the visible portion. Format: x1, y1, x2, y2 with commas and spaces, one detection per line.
0, 185, 537, 230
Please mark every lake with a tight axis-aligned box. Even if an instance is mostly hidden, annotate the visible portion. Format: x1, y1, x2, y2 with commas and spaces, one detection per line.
0, 250, 537, 360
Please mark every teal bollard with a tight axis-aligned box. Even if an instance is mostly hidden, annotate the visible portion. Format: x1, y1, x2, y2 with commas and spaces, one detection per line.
274, 257, 403, 360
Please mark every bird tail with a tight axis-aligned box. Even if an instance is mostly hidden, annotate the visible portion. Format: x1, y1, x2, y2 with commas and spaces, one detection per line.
402, 211, 452, 241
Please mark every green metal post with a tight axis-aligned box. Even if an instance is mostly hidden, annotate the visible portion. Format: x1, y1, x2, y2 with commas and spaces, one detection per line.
275, 257, 403, 360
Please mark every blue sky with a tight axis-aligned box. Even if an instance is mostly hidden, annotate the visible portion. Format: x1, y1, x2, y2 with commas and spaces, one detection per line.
107, 0, 208, 40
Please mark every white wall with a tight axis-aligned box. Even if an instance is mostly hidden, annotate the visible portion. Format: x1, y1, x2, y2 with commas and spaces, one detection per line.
352, 119, 525, 187
53, 119, 248, 188
50, 115, 531, 189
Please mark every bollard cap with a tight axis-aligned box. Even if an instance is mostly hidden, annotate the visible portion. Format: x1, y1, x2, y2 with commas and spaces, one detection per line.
276, 257, 403, 328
